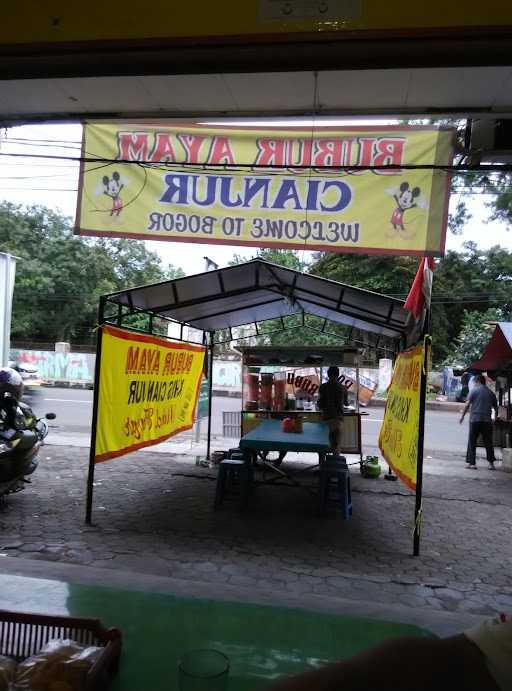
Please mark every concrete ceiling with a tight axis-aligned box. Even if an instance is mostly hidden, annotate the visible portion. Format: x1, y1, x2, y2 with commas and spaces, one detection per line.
2, 65, 512, 125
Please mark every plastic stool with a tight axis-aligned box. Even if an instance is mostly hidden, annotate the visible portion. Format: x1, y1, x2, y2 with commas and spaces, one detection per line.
324, 454, 348, 468
319, 465, 352, 519
214, 459, 253, 510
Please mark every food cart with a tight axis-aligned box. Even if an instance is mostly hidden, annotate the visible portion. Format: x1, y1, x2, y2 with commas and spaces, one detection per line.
238, 346, 365, 462
87, 258, 410, 524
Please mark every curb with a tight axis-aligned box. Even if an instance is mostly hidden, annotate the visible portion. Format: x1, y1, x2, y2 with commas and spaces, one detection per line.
369, 399, 463, 412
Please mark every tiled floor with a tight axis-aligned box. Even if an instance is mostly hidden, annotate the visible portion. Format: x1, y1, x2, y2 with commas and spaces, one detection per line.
0, 573, 429, 690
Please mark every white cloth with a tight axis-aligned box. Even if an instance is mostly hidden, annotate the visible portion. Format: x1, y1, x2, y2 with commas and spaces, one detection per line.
465, 615, 512, 690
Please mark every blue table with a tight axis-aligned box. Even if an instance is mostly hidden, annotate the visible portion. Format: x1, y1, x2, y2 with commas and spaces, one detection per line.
240, 419, 330, 454
239, 419, 331, 491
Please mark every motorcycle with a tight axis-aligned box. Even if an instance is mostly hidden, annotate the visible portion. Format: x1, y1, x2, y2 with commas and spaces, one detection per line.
0, 393, 55, 497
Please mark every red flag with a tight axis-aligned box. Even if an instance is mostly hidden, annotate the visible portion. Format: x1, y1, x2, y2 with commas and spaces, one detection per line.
404, 257, 434, 320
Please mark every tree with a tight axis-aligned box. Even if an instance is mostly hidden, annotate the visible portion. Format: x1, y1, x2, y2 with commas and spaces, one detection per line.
444, 308, 504, 366
229, 247, 307, 271
309, 243, 512, 365
310, 252, 418, 295
0, 203, 183, 344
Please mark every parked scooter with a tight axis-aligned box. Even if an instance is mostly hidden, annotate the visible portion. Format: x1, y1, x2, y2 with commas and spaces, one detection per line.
0, 367, 55, 498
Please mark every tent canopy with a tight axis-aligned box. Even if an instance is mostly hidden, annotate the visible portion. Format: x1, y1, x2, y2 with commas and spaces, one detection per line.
104, 259, 409, 342
468, 322, 512, 372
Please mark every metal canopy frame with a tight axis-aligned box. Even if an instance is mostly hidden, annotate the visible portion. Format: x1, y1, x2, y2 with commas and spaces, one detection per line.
90, 260, 408, 471
87, 260, 421, 548
101, 259, 410, 344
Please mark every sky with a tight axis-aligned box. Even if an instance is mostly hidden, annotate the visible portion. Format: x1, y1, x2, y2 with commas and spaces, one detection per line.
0, 122, 510, 276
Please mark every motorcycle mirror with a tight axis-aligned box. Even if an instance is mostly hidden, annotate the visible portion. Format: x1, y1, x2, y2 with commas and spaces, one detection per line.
45, 413, 56, 420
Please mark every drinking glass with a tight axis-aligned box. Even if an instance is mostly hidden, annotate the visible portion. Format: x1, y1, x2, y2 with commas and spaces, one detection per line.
178, 649, 229, 691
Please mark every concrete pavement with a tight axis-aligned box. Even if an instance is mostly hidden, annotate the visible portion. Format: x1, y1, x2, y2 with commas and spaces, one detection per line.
0, 435, 510, 634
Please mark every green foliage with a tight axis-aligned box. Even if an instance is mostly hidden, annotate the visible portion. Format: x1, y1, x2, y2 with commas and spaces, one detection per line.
309, 243, 512, 365
0, 203, 182, 344
229, 248, 307, 272
310, 252, 418, 295
461, 171, 512, 228
444, 308, 504, 366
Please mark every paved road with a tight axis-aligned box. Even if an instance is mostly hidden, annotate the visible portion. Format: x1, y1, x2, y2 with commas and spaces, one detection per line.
28, 387, 468, 455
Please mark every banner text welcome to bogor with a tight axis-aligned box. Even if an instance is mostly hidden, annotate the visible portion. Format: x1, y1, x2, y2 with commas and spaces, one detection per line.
76, 124, 453, 257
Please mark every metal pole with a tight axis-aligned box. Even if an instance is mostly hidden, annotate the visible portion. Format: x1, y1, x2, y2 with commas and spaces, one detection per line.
385, 348, 398, 481
413, 314, 431, 556
85, 296, 106, 525
355, 353, 360, 414
194, 416, 202, 444
206, 331, 215, 461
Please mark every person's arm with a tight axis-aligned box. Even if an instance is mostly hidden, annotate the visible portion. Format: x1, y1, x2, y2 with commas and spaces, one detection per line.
460, 391, 474, 424
267, 635, 498, 691
492, 392, 499, 421
317, 384, 325, 412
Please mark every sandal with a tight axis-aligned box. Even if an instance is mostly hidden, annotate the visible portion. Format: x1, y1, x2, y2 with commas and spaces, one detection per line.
466, 464, 478, 470
488, 463, 496, 471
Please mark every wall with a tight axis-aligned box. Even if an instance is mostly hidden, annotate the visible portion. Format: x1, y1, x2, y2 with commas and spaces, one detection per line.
10, 349, 95, 384
212, 361, 242, 389
10, 350, 242, 389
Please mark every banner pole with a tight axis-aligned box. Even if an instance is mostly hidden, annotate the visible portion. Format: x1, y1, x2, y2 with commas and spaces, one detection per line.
413, 313, 431, 556
85, 296, 106, 525
206, 331, 215, 461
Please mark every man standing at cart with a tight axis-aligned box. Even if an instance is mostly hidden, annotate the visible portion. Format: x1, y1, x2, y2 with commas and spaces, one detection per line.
318, 366, 347, 454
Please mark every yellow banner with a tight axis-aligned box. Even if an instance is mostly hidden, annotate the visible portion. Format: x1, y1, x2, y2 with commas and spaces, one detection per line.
76, 123, 453, 257
378, 345, 425, 490
95, 326, 205, 463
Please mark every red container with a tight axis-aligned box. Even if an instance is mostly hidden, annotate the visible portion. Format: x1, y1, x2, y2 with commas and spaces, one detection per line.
273, 378, 286, 411
260, 374, 273, 409
282, 418, 294, 433
244, 374, 259, 402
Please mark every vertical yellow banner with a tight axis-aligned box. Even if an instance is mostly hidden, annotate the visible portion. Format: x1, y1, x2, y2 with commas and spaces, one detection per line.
95, 326, 205, 463
378, 345, 425, 490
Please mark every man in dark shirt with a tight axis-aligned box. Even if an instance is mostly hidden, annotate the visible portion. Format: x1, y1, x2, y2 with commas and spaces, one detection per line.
317, 366, 346, 454
460, 374, 499, 469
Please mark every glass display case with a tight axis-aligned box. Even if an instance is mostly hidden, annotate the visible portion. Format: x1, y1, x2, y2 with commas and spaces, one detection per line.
238, 346, 363, 456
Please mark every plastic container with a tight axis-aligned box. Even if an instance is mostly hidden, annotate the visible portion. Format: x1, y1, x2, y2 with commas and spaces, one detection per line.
502, 448, 512, 472
244, 374, 259, 403
273, 374, 286, 411
178, 649, 229, 691
260, 374, 273, 409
